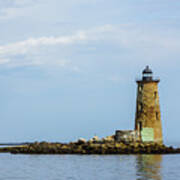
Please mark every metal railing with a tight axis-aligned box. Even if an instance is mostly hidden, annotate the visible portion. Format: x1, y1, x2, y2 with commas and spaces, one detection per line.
135, 76, 160, 82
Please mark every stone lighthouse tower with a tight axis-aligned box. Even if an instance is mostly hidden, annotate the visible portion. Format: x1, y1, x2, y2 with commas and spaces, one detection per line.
135, 66, 163, 144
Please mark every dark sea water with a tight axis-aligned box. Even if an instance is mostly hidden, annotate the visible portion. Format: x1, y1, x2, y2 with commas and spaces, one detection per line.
0, 153, 180, 180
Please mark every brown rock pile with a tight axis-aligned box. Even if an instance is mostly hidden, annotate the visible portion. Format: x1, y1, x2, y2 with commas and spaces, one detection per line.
2, 141, 180, 155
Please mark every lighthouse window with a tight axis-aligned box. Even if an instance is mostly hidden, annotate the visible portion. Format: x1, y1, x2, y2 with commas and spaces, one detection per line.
139, 86, 142, 91
156, 112, 159, 120
154, 91, 157, 99
139, 122, 142, 131
139, 85, 143, 92
138, 103, 143, 112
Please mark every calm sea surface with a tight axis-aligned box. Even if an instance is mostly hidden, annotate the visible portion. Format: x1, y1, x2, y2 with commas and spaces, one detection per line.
0, 153, 180, 180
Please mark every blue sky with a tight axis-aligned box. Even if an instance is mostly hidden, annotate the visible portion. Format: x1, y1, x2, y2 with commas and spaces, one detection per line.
0, 0, 180, 144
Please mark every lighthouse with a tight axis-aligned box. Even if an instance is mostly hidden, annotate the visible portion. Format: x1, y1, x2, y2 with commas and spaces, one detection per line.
115, 66, 163, 144
135, 66, 163, 144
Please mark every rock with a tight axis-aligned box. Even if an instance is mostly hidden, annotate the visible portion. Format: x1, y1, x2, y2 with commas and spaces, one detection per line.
0, 139, 177, 155
76, 138, 86, 145
103, 135, 115, 142
89, 136, 101, 143
79, 138, 86, 143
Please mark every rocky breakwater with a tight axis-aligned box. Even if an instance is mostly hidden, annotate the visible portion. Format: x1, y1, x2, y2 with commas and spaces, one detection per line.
1, 136, 180, 155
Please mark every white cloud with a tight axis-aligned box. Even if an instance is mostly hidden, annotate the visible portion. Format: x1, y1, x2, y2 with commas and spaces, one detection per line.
0, 25, 113, 68
0, 7, 21, 20
13, 0, 37, 6
0, 0, 101, 20
0, 58, 10, 64
0, 31, 87, 56
0, 0, 41, 19
0, 24, 180, 69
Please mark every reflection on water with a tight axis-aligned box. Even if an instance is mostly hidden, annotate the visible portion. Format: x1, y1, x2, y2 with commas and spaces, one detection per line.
0, 153, 180, 179
136, 155, 162, 180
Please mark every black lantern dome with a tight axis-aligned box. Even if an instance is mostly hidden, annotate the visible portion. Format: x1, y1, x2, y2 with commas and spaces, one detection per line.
142, 66, 153, 74
142, 66, 153, 81
136, 66, 160, 83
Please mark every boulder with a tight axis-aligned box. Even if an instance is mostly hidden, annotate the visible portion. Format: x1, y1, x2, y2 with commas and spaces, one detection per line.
89, 136, 101, 143
103, 135, 115, 142
77, 138, 86, 145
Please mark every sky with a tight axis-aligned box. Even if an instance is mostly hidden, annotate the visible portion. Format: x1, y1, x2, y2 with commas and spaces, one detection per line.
0, 0, 180, 144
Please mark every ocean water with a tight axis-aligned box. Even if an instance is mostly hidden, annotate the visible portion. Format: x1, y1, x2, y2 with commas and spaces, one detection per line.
0, 153, 180, 180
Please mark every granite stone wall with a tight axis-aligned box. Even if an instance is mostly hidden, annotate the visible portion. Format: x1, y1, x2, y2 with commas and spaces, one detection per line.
135, 81, 163, 144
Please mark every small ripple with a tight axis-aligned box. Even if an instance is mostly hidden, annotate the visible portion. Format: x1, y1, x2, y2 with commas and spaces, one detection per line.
0, 154, 179, 179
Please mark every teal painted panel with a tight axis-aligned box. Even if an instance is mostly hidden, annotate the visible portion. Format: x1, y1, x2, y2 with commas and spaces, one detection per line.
141, 128, 154, 142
